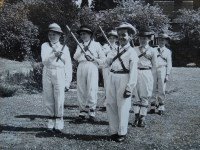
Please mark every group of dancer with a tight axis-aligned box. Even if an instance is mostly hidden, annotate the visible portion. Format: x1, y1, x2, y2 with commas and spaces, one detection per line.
41, 22, 172, 142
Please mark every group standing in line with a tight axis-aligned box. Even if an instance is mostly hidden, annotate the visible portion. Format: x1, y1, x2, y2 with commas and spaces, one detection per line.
41, 22, 172, 142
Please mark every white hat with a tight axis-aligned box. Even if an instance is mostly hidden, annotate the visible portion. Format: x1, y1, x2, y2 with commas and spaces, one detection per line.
48, 23, 63, 34
108, 30, 118, 37
158, 33, 170, 40
116, 22, 137, 35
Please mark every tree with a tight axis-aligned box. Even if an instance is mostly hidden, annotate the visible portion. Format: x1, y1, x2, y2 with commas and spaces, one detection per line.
81, 0, 89, 8
174, 0, 183, 11
27, 0, 79, 60
91, 0, 117, 11
97, 1, 170, 34
173, 8, 200, 66
193, 0, 200, 10
176, 8, 200, 49
0, 2, 39, 61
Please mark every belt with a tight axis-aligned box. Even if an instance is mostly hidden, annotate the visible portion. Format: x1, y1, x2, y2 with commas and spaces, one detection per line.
46, 66, 64, 69
138, 67, 151, 70
110, 69, 129, 74
157, 65, 167, 68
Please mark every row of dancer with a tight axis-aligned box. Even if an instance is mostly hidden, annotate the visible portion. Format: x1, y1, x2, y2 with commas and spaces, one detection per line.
41, 22, 172, 142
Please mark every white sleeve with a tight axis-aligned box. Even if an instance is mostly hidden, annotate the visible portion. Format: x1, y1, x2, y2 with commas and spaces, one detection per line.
64, 46, 73, 88
73, 45, 85, 62
126, 50, 139, 93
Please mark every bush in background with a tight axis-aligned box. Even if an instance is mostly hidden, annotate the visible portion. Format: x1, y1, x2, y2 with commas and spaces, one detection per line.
26, 0, 79, 61
172, 8, 200, 66
176, 8, 200, 49
0, 2, 39, 61
0, 83, 18, 97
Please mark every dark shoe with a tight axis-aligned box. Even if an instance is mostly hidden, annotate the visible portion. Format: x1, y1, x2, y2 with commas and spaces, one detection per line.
116, 135, 126, 142
99, 107, 106, 112
110, 134, 118, 141
74, 115, 86, 123
138, 116, 146, 127
53, 128, 63, 134
158, 110, 164, 116
132, 113, 139, 127
45, 128, 54, 134
148, 109, 156, 114
88, 116, 97, 123
132, 119, 138, 127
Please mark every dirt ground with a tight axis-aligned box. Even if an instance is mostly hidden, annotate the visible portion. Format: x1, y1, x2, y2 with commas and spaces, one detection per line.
0, 67, 200, 150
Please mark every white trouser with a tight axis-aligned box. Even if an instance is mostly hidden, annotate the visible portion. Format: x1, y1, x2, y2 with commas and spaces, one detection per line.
152, 67, 167, 111
133, 70, 153, 116
43, 67, 65, 129
77, 61, 98, 117
106, 73, 131, 135
102, 67, 110, 106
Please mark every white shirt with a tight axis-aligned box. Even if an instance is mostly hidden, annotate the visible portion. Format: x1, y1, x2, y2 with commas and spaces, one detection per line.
102, 43, 118, 56
41, 41, 72, 86
106, 43, 139, 92
156, 46, 172, 75
73, 40, 106, 64
135, 45, 157, 69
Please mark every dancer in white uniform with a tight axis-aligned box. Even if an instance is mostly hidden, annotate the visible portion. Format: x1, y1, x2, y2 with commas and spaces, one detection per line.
41, 23, 72, 133
101, 30, 118, 111
73, 25, 105, 123
150, 33, 172, 115
133, 30, 157, 127
105, 23, 138, 142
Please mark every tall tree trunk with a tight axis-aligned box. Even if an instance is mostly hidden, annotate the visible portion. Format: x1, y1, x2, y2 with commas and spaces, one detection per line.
193, 0, 200, 10
145, 0, 154, 6
81, 0, 89, 8
174, 0, 183, 11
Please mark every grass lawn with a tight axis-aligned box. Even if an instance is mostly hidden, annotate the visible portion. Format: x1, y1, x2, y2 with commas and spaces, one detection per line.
0, 68, 200, 150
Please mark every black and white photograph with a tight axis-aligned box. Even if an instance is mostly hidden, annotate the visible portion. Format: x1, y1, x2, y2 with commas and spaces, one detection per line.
0, 0, 200, 149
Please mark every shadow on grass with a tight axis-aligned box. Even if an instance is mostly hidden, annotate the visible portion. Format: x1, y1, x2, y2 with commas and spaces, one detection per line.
0, 124, 46, 133
0, 124, 111, 141
64, 104, 134, 114
15, 115, 75, 121
35, 131, 111, 141
15, 115, 110, 125
64, 104, 79, 109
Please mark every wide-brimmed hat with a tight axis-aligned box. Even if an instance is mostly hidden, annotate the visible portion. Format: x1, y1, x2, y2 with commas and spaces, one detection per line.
158, 33, 170, 40
108, 30, 118, 38
48, 23, 63, 34
77, 25, 93, 35
115, 22, 137, 35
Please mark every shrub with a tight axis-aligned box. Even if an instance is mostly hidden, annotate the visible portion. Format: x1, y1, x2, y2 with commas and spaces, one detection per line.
0, 2, 39, 61
27, 0, 79, 61
2, 62, 43, 94
97, 1, 170, 33
0, 83, 17, 97
176, 8, 200, 49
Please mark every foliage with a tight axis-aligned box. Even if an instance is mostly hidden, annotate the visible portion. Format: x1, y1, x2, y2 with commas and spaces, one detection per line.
77, 6, 100, 30
0, 71, 18, 97
91, 0, 117, 11
2, 62, 43, 94
97, 1, 170, 34
22, 64, 43, 93
0, 2, 39, 61
27, 0, 79, 60
176, 8, 200, 49
0, 83, 17, 97
76, 1, 171, 43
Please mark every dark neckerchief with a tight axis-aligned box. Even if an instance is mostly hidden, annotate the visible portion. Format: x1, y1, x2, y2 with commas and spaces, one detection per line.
157, 47, 167, 62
